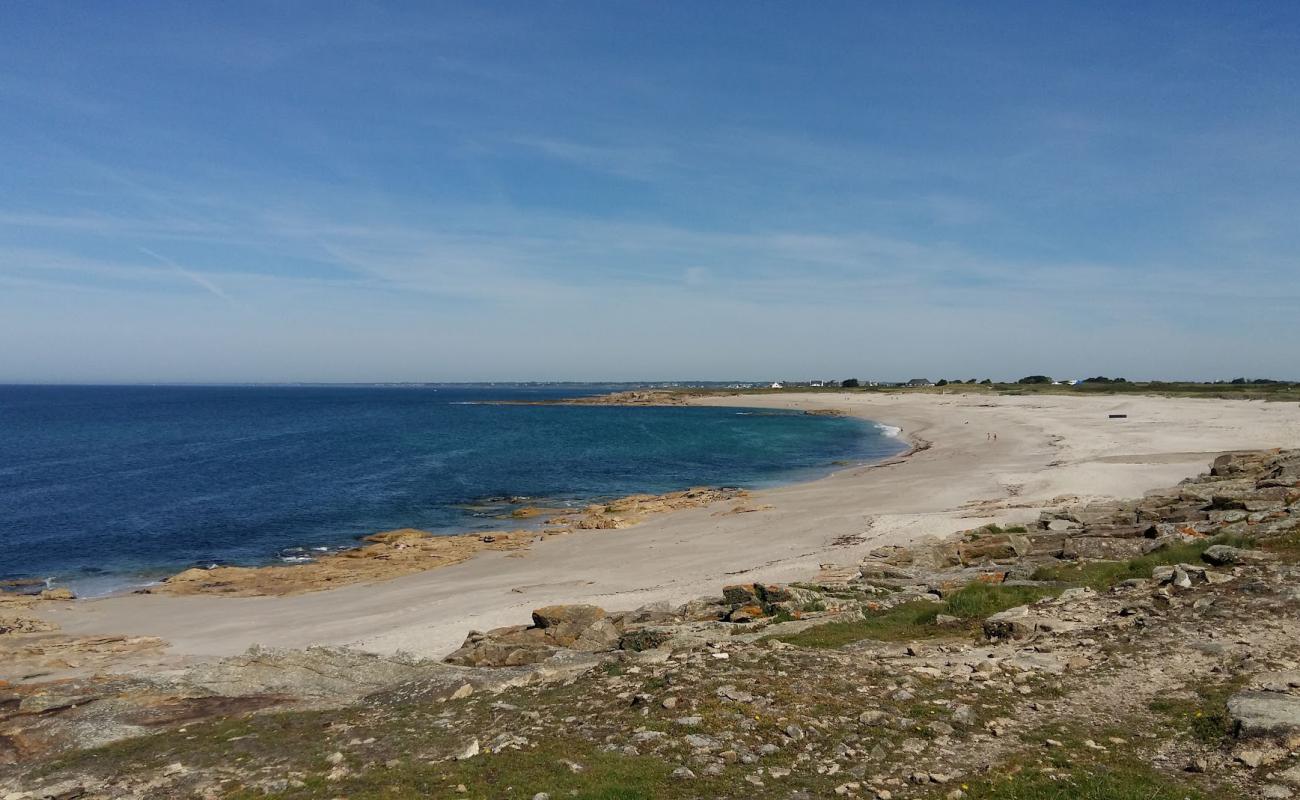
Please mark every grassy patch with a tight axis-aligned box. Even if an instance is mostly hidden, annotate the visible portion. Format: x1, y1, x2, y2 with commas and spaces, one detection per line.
772, 583, 1059, 648
36, 710, 336, 780
955, 764, 1207, 799
771, 600, 946, 647
1030, 536, 1251, 591
1259, 527, 1300, 561
942, 582, 1057, 618
982, 523, 1030, 535
1147, 678, 1245, 745
228, 744, 673, 800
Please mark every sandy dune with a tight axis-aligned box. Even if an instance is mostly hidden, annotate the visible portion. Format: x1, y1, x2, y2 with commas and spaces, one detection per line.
47, 391, 1300, 660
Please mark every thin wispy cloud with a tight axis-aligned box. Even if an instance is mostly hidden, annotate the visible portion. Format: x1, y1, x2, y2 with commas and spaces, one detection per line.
0, 3, 1297, 382
136, 247, 235, 304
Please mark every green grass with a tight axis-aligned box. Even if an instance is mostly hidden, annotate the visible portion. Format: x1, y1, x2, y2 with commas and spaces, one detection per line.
228, 744, 671, 800
1147, 678, 1245, 745
1260, 527, 1300, 561
1030, 536, 1253, 591
771, 600, 946, 647
955, 764, 1208, 799
982, 523, 1029, 535
772, 582, 1059, 648
942, 582, 1057, 618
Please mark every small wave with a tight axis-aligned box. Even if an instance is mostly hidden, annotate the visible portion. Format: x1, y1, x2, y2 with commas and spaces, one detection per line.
874, 423, 903, 438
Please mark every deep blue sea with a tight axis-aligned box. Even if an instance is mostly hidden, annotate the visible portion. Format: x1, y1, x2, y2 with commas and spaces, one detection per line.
0, 385, 904, 595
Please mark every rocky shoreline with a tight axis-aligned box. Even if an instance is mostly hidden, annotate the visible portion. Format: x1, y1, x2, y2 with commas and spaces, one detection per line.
142, 487, 750, 597
4, 449, 1300, 798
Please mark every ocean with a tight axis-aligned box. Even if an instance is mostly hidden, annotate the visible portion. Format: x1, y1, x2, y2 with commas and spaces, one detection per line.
0, 385, 905, 595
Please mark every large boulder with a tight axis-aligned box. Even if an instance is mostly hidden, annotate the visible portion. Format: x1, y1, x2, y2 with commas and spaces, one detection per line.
1202, 545, 1275, 566
531, 604, 611, 648
982, 606, 1081, 640
957, 535, 1023, 563
446, 605, 621, 667
1228, 691, 1300, 737
722, 584, 760, 606
754, 583, 821, 606
1061, 536, 1150, 561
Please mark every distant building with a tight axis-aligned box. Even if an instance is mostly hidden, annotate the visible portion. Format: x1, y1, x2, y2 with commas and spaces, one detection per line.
771, 381, 784, 389
810, 380, 824, 387
906, 378, 933, 387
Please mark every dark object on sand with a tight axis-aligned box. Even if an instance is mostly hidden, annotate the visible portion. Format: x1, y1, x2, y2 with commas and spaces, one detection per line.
1109, 414, 1128, 419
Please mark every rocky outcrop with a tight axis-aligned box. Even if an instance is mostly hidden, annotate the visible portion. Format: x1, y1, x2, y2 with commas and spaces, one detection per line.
547, 487, 746, 532
152, 488, 746, 597
156, 528, 536, 597
1229, 691, 1300, 738
446, 605, 624, 667
557, 390, 693, 406
444, 580, 864, 668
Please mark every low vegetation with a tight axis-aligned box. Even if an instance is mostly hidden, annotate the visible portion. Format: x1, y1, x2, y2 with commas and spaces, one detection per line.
956, 763, 1207, 800
1030, 535, 1252, 591
1147, 677, 1247, 746
772, 582, 1059, 648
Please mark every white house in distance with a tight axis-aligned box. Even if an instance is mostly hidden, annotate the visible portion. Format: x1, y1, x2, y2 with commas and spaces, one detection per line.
771, 381, 784, 389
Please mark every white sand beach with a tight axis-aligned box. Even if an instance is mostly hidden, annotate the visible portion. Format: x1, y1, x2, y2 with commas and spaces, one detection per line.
46, 391, 1300, 660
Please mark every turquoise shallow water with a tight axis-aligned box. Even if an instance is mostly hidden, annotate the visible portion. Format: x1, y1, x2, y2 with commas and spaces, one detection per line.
0, 385, 905, 594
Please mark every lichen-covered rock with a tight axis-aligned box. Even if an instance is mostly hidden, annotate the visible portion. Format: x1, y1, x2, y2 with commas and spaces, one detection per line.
619, 627, 672, 652
1202, 544, 1275, 566
1061, 536, 1151, 561
722, 584, 760, 606
982, 606, 1080, 640
446, 605, 623, 666
1229, 691, 1300, 737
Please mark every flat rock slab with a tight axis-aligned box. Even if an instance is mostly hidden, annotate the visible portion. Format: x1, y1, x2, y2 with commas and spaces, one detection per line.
1229, 691, 1300, 737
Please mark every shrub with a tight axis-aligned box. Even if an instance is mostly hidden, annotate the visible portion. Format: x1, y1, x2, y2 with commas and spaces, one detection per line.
1018, 375, 1053, 384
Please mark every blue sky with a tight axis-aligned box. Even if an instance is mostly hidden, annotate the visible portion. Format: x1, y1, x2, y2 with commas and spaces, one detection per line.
2, 1, 1297, 382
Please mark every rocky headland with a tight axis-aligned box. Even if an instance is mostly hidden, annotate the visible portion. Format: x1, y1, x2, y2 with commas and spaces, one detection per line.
149, 487, 747, 597
4, 449, 1300, 798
